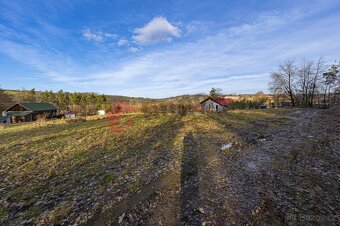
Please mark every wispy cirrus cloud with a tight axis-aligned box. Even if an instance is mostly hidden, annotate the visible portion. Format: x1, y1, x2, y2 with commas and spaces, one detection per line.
127, 47, 139, 53
0, 40, 81, 82
84, 9, 340, 97
82, 28, 116, 42
118, 38, 128, 46
0, 0, 339, 97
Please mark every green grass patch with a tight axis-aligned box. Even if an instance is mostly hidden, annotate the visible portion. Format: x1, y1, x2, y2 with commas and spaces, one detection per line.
102, 173, 118, 184
128, 184, 140, 192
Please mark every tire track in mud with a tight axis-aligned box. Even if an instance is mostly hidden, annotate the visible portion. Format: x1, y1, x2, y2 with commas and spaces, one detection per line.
84, 109, 325, 225
84, 130, 221, 226
83, 170, 180, 226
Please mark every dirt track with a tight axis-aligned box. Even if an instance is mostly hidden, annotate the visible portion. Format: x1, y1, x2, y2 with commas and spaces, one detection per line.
84, 107, 339, 225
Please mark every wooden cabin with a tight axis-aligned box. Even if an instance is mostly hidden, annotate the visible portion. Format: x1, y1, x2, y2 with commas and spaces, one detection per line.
5, 103, 57, 123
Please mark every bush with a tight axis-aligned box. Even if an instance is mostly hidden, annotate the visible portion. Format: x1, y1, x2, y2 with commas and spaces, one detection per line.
139, 102, 198, 115
228, 99, 262, 110
159, 103, 169, 114
141, 103, 151, 114
177, 104, 187, 116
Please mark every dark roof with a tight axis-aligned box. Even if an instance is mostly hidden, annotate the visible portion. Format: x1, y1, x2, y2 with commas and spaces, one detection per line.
200, 97, 234, 106
19, 103, 57, 112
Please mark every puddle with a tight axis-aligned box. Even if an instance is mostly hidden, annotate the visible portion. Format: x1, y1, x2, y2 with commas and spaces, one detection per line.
221, 143, 233, 151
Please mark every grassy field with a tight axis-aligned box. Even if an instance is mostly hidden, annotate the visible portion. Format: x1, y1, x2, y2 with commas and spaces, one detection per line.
0, 107, 338, 225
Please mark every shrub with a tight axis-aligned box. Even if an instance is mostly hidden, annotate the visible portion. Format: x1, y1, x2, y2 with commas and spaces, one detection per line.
228, 99, 262, 110
159, 103, 169, 114
112, 104, 122, 114
178, 104, 188, 116
141, 103, 151, 114
139, 102, 198, 115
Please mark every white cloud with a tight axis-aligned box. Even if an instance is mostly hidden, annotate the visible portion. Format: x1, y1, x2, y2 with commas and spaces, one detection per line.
128, 47, 139, 53
1, 3, 340, 97
103, 33, 116, 39
132, 16, 181, 45
118, 38, 128, 46
89, 10, 340, 97
82, 28, 103, 42
82, 28, 116, 42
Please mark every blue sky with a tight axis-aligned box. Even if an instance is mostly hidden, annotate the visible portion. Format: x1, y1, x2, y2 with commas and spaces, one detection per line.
0, 0, 339, 98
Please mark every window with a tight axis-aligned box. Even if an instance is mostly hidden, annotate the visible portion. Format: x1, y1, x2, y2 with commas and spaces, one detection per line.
216, 105, 218, 111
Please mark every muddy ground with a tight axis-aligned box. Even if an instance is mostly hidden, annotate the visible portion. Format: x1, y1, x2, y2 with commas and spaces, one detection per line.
85, 107, 339, 225
1, 107, 338, 225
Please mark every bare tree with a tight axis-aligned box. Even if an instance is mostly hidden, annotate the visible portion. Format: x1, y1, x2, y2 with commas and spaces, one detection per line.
323, 61, 339, 106
296, 58, 325, 107
308, 58, 324, 107
270, 59, 296, 106
252, 91, 268, 105
297, 60, 308, 106
270, 57, 330, 108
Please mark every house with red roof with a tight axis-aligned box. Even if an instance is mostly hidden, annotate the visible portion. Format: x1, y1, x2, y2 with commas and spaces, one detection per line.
200, 97, 234, 112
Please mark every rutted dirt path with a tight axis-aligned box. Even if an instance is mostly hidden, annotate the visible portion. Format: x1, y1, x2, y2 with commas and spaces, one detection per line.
84, 170, 180, 226
85, 107, 339, 225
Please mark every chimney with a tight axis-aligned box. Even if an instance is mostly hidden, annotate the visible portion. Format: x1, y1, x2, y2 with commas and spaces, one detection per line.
2, 111, 7, 117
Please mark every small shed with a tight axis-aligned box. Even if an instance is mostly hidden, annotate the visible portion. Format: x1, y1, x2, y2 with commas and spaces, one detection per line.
98, 110, 106, 116
200, 97, 234, 112
65, 113, 76, 118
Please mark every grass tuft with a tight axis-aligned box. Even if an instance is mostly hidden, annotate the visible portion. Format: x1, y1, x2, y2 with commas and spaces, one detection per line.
102, 173, 118, 184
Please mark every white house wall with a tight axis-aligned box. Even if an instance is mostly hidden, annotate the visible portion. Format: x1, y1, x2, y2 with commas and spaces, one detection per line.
202, 99, 224, 112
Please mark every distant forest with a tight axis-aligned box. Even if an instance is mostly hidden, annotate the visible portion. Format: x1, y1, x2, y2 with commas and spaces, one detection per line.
0, 89, 208, 115
0, 89, 157, 115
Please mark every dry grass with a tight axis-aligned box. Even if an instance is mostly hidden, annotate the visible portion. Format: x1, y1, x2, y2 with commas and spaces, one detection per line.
0, 108, 300, 224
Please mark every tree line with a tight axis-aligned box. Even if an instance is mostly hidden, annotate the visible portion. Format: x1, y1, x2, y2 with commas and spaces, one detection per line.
11, 89, 111, 116
2, 88, 202, 116
227, 92, 269, 110
270, 58, 339, 108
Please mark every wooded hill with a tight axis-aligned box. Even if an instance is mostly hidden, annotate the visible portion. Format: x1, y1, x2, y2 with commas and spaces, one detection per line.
0, 89, 208, 113
0, 89, 151, 113
0, 88, 276, 114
